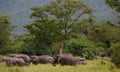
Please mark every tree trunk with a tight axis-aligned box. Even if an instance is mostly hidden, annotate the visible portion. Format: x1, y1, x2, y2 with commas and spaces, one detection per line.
59, 18, 67, 55
59, 39, 64, 55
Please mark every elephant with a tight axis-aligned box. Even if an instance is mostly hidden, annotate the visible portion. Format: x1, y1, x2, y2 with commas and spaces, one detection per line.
76, 58, 87, 65
52, 54, 76, 66
31, 55, 38, 59
97, 52, 106, 57
30, 55, 38, 64
0, 55, 4, 62
3, 57, 25, 66
31, 55, 54, 65
9, 54, 31, 65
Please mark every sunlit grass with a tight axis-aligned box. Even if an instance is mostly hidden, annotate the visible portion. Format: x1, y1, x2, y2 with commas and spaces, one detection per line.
0, 59, 119, 72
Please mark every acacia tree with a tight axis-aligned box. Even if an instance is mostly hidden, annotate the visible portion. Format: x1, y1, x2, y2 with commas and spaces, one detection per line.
25, 0, 92, 55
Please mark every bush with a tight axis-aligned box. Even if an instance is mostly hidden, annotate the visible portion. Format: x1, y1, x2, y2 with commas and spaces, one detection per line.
64, 37, 101, 59
111, 42, 120, 68
0, 37, 25, 55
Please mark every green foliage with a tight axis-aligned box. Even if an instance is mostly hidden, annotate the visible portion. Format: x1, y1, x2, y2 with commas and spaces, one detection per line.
25, 0, 92, 55
88, 22, 120, 44
111, 42, 120, 68
24, 18, 120, 56
73, 20, 120, 58
106, 0, 120, 24
64, 37, 103, 59
20, 34, 36, 55
0, 14, 14, 54
0, 35, 26, 55
0, 14, 10, 48
73, 20, 120, 48
105, 1, 120, 66
25, 18, 61, 55
106, 0, 120, 12
50, 43, 60, 56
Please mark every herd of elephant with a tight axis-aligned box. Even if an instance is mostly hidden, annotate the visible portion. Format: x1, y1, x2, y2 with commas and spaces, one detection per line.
0, 54, 87, 67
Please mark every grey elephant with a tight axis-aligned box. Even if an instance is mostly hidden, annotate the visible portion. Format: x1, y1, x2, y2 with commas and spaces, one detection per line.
31, 55, 54, 65
97, 52, 106, 57
30, 55, 38, 64
52, 54, 76, 66
3, 57, 25, 66
10, 54, 31, 65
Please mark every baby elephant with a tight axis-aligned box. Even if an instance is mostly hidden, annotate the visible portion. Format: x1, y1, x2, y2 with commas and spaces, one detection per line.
52, 54, 76, 66
31, 55, 54, 65
3, 57, 25, 67
10, 54, 31, 65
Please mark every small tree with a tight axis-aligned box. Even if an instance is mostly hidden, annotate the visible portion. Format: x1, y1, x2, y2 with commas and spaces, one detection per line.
0, 14, 12, 48
0, 14, 14, 54
25, 0, 92, 55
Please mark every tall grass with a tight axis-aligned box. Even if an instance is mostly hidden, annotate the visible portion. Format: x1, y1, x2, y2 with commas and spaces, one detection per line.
0, 59, 119, 72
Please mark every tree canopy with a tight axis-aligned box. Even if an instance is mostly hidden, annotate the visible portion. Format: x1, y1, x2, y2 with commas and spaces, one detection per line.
106, 0, 120, 24
25, 0, 92, 55
0, 14, 12, 49
106, 0, 120, 12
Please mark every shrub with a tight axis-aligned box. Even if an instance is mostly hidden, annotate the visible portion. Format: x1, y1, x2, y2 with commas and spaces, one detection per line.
111, 42, 120, 68
64, 37, 101, 59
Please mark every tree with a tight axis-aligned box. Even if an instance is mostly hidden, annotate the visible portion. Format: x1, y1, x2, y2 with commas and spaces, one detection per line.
64, 37, 102, 59
106, 0, 120, 24
106, 0, 120, 12
73, 20, 120, 48
72, 19, 120, 58
0, 14, 13, 50
106, 0, 120, 67
87, 22, 120, 48
25, 0, 92, 55
111, 42, 120, 68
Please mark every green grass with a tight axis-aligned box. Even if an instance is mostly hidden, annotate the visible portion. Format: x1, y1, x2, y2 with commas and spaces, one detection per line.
0, 59, 119, 72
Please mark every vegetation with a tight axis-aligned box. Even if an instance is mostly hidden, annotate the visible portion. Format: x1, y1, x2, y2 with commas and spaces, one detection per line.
111, 42, 120, 68
0, 14, 14, 54
106, 0, 120, 24
0, 59, 119, 72
106, 0, 120, 12
64, 37, 99, 59
25, 0, 92, 55
0, 0, 120, 70
106, 0, 120, 68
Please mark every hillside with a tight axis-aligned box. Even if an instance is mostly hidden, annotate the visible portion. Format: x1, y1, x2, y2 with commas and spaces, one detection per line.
0, 0, 118, 35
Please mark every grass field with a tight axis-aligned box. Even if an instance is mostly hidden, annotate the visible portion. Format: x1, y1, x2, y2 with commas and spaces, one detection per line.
0, 59, 119, 72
